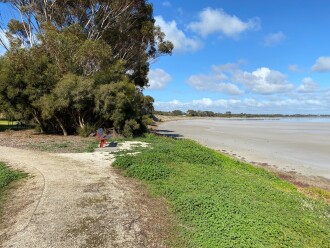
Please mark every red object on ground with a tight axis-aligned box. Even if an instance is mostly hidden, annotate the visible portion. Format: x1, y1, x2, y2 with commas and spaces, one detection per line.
96, 128, 111, 148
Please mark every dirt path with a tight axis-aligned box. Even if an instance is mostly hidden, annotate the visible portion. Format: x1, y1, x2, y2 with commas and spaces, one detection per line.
0, 145, 168, 248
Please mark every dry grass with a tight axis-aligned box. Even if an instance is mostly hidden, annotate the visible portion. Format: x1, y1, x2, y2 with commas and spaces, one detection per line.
0, 129, 98, 153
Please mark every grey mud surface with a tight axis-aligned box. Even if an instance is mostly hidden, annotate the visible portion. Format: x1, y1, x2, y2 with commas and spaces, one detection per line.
159, 119, 330, 189
0, 146, 168, 248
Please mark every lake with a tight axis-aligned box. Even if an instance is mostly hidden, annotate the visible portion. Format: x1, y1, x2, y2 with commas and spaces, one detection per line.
159, 118, 330, 180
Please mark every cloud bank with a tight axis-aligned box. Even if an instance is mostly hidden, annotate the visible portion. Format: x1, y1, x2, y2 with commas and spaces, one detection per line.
187, 63, 294, 95
154, 94, 328, 114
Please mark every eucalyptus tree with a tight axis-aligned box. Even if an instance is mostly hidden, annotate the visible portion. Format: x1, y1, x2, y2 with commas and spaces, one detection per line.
1, 0, 173, 85
0, 0, 173, 136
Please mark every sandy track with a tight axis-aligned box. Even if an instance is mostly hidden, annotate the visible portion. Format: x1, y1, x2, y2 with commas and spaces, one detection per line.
0, 146, 166, 248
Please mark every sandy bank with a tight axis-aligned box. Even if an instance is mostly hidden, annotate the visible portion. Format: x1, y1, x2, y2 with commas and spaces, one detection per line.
158, 118, 330, 189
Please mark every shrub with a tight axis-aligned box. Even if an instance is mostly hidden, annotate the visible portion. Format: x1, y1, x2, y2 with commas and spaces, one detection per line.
122, 119, 140, 137
77, 124, 96, 137
142, 115, 154, 126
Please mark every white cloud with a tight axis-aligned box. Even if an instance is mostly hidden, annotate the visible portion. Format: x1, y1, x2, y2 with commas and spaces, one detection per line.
155, 16, 202, 53
288, 64, 300, 72
325, 91, 330, 103
154, 99, 187, 110
187, 65, 243, 95
312, 56, 330, 72
188, 74, 243, 95
148, 68, 172, 90
234, 67, 294, 94
162, 1, 171, 7
188, 8, 260, 38
192, 98, 214, 106
212, 62, 241, 73
297, 77, 319, 93
187, 63, 294, 95
263, 32, 286, 47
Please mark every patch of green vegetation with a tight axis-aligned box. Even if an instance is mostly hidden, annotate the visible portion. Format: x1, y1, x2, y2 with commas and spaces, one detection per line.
0, 162, 27, 212
30, 141, 71, 151
85, 140, 100, 153
0, 120, 31, 132
113, 134, 330, 247
0, 120, 9, 125
29, 139, 99, 153
303, 187, 330, 204
0, 120, 12, 132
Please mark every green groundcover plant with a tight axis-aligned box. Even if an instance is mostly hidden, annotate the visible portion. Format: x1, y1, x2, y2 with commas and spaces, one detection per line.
113, 134, 330, 247
0, 162, 27, 210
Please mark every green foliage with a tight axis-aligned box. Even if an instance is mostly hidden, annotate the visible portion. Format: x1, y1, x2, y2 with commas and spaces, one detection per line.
171, 110, 184, 116
126, 162, 171, 181
77, 124, 96, 137
0, 162, 26, 193
113, 135, 330, 247
122, 119, 140, 138
142, 115, 154, 126
85, 140, 100, 153
0, 0, 171, 136
0, 162, 27, 214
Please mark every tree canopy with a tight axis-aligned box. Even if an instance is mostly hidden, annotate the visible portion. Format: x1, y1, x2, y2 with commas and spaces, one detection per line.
0, 0, 173, 136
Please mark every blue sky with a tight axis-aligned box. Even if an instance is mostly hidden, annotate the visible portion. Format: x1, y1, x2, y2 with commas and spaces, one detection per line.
1, 1, 330, 114
145, 0, 330, 114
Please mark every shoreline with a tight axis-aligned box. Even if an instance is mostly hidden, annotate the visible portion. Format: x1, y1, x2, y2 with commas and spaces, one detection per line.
154, 116, 330, 191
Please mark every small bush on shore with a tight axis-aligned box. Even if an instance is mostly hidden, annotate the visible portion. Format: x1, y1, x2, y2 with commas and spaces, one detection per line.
113, 134, 330, 247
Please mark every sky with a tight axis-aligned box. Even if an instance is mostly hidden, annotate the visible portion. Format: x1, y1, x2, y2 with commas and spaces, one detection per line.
1, 1, 330, 114
144, 0, 330, 114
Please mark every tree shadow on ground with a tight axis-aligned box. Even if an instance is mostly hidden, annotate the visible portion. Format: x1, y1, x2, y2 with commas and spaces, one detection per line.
152, 129, 183, 139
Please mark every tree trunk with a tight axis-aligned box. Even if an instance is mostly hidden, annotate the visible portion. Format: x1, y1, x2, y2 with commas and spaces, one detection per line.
32, 110, 45, 133
55, 116, 68, 136
78, 114, 85, 129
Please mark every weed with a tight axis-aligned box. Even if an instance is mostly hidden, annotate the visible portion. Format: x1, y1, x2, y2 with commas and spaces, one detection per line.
29, 140, 99, 153
30, 142, 71, 151
0, 162, 27, 214
85, 140, 99, 153
0, 162, 26, 190
302, 187, 330, 204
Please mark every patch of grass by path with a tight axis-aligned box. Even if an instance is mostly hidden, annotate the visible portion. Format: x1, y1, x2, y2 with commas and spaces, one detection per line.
29, 140, 99, 153
0, 162, 27, 214
0, 120, 30, 132
113, 134, 330, 247
0, 120, 12, 132
85, 140, 100, 153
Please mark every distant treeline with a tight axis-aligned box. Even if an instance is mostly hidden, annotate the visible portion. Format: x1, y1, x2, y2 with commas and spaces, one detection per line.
154, 110, 330, 118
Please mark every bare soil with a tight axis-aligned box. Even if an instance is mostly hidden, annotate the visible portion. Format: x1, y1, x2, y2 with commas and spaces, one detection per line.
0, 129, 96, 153
0, 130, 171, 248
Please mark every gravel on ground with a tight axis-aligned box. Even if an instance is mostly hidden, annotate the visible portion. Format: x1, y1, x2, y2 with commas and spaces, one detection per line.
0, 135, 170, 247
